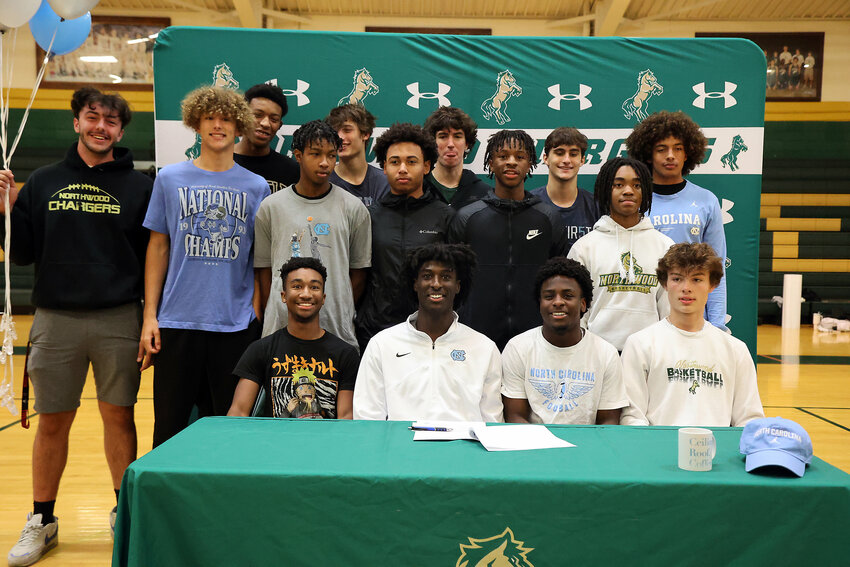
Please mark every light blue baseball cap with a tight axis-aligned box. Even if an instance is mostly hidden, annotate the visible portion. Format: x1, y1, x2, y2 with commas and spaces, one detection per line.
739, 417, 813, 477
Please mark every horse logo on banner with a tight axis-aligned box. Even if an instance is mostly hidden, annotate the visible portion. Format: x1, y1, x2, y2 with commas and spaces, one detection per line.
212, 62, 239, 89
622, 69, 663, 121
185, 63, 240, 160
481, 70, 523, 125
456, 527, 535, 567
338, 68, 380, 106
721, 135, 748, 172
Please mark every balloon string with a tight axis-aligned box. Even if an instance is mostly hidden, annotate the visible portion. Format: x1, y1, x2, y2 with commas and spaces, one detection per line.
5, 28, 56, 166
1, 28, 18, 168
0, 29, 18, 417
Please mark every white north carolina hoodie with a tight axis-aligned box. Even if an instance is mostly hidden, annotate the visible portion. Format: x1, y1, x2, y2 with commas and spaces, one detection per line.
567, 215, 675, 350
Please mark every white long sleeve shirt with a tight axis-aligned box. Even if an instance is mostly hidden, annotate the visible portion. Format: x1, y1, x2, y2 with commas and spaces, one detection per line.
620, 318, 764, 427
353, 312, 504, 422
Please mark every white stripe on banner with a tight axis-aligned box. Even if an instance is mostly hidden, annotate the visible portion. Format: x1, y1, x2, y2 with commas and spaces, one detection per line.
155, 122, 763, 176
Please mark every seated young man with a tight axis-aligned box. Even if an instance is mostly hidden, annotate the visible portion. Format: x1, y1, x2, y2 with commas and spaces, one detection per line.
620, 243, 764, 427
502, 257, 626, 425
567, 157, 674, 352
353, 243, 503, 422
229, 257, 359, 419
531, 127, 601, 253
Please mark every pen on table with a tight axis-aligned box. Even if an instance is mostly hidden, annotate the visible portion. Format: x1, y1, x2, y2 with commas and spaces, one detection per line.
409, 426, 452, 432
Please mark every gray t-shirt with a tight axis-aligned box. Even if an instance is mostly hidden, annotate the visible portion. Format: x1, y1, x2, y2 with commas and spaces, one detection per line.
254, 184, 371, 347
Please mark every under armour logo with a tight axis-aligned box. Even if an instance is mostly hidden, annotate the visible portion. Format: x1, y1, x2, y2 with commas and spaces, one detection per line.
279, 79, 311, 107
406, 82, 451, 109
721, 199, 734, 224
692, 82, 737, 109
547, 84, 592, 111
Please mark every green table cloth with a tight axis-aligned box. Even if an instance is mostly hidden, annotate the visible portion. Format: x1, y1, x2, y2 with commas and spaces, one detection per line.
112, 417, 850, 566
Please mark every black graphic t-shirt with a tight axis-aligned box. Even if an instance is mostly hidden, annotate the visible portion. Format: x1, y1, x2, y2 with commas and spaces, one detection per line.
233, 327, 359, 418
234, 150, 300, 194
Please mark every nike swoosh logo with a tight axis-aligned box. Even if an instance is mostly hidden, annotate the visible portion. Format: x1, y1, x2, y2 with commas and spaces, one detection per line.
526, 230, 541, 240
45, 531, 57, 545
396, 352, 411, 357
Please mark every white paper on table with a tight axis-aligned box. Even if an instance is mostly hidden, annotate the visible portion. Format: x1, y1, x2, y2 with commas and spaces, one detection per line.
411, 420, 483, 441
471, 424, 575, 451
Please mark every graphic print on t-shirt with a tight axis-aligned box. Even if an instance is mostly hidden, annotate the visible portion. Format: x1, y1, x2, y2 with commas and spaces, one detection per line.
289, 216, 332, 262
667, 360, 724, 392
528, 367, 595, 413
269, 354, 341, 418
178, 185, 249, 262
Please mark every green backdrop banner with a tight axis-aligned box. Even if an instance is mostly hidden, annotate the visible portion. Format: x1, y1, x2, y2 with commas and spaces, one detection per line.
153, 28, 765, 354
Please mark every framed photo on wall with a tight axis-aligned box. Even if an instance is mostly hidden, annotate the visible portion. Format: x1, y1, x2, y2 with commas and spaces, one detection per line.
38, 16, 170, 90
695, 32, 824, 102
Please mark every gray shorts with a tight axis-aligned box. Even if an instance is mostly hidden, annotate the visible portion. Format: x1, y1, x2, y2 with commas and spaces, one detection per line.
28, 303, 142, 413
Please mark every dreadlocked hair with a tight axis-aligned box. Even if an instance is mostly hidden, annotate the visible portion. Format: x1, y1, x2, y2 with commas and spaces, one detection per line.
533, 257, 593, 310
373, 122, 438, 168
404, 243, 478, 310
625, 111, 707, 176
483, 130, 539, 179
291, 120, 341, 153
594, 157, 654, 216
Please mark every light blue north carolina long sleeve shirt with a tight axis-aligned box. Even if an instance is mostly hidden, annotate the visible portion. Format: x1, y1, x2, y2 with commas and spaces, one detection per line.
647, 180, 728, 331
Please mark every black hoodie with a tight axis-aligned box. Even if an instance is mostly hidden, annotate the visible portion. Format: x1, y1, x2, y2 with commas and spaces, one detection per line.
424, 169, 490, 210
6, 143, 153, 309
355, 189, 454, 348
448, 190, 569, 350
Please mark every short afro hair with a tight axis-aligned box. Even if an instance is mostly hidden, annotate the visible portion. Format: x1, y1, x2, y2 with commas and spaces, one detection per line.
326, 104, 377, 137
373, 122, 438, 168
423, 106, 478, 155
279, 256, 328, 288
544, 127, 588, 157
594, 157, 653, 216
181, 86, 254, 135
533, 257, 593, 310
625, 111, 708, 176
483, 130, 539, 179
71, 87, 132, 127
244, 83, 289, 118
291, 120, 342, 153
657, 242, 723, 288
404, 243, 477, 310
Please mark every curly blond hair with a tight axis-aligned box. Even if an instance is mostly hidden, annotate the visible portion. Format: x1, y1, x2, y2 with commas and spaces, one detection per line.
181, 86, 254, 134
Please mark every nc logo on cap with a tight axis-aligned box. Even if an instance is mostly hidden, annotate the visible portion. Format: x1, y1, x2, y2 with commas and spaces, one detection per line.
739, 417, 813, 477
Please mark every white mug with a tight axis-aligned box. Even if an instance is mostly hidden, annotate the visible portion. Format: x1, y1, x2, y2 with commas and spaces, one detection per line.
678, 427, 717, 471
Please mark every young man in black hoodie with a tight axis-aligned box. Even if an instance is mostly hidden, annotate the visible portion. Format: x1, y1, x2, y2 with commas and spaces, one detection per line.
422, 106, 490, 209
354, 123, 454, 351
1, 88, 152, 566
449, 130, 568, 350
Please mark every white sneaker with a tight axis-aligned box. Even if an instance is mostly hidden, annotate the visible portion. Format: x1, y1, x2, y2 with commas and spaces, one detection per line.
7, 513, 58, 567
109, 506, 117, 540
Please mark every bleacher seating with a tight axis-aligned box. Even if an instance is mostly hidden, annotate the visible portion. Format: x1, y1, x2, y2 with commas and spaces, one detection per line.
758, 157, 850, 323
